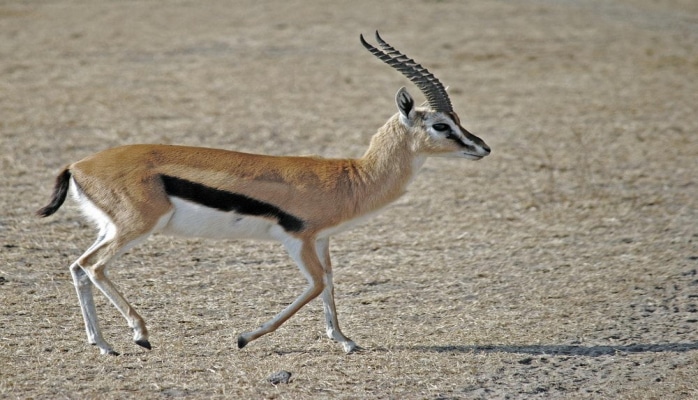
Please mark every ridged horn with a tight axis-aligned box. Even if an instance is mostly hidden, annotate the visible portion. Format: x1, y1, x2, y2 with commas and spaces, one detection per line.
360, 31, 453, 113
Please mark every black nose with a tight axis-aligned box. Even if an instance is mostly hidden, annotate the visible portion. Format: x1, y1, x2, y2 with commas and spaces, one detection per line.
467, 132, 490, 155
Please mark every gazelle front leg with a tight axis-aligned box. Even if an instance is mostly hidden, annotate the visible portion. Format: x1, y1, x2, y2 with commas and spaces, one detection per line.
315, 238, 358, 353
237, 237, 327, 350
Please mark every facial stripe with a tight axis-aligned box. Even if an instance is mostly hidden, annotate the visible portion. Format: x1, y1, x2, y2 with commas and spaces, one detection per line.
452, 120, 482, 150
160, 175, 304, 232
441, 112, 473, 147
446, 132, 467, 147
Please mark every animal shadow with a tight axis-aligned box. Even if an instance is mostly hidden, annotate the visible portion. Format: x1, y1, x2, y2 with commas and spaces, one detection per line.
414, 342, 698, 357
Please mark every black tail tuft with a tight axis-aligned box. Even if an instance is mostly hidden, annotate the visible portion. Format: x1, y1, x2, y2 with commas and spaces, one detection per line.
37, 169, 71, 217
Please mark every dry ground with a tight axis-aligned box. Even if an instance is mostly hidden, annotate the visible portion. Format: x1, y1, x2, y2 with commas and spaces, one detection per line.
1, 0, 697, 398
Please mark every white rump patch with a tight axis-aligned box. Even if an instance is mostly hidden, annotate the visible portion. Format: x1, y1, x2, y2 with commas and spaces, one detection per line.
70, 178, 117, 244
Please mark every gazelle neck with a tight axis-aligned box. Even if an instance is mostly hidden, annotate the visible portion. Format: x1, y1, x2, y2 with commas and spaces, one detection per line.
352, 115, 426, 214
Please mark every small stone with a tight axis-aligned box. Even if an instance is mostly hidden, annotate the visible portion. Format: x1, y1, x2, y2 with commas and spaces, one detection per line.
267, 370, 292, 385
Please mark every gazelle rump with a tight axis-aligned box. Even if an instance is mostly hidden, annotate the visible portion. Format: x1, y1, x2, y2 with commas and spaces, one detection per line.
37, 32, 490, 355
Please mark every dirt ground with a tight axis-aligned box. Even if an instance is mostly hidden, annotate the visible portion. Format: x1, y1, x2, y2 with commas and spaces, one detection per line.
1, 0, 697, 398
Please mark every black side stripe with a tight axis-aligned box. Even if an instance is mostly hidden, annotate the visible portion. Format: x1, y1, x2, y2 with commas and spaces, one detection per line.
160, 175, 304, 232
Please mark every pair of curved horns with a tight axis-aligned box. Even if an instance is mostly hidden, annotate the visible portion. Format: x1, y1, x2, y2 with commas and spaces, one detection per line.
360, 31, 453, 114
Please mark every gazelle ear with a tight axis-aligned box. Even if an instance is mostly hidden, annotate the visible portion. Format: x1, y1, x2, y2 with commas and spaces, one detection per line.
395, 87, 415, 126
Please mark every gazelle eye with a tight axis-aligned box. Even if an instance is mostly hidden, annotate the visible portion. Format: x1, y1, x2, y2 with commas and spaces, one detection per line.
432, 123, 450, 132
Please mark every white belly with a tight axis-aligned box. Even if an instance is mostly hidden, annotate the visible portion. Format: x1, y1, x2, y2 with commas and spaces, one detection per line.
160, 197, 286, 241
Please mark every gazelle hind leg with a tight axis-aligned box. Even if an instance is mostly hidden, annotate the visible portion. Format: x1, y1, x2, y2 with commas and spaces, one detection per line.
75, 219, 166, 354
69, 187, 173, 354
315, 238, 358, 353
70, 261, 118, 355
79, 235, 153, 351
70, 229, 119, 355
237, 237, 325, 349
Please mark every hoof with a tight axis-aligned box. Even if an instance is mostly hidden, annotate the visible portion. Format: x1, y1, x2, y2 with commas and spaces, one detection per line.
237, 335, 248, 349
342, 341, 361, 354
94, 342, 119, 356
135, 339, 152, 350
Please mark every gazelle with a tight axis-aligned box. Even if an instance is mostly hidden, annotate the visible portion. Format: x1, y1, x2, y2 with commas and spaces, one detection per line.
38, 32, 490, 355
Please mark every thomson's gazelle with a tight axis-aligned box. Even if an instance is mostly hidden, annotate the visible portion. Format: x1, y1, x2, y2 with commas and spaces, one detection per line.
38, 32, 490, 355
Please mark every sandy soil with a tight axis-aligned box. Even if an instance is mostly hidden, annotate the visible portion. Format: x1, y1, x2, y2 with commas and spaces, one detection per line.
1, 0, 697, 398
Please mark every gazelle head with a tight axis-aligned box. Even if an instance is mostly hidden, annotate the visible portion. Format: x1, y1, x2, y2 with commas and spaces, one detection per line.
361, 32, 491, 160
